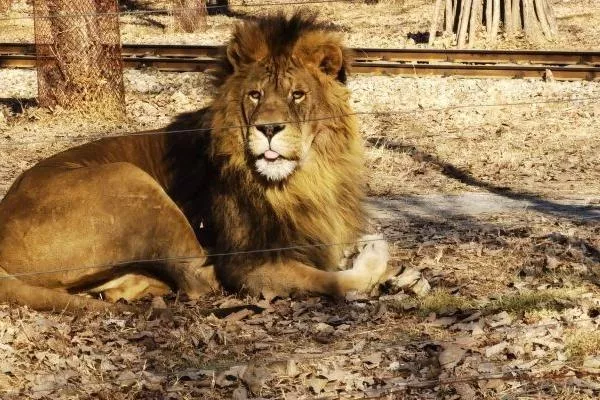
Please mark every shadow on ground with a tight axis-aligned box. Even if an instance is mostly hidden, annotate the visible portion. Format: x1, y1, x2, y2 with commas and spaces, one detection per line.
367, 137, 600, 223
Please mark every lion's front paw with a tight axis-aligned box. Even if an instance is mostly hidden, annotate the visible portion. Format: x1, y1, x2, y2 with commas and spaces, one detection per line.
341, 234, 389, 293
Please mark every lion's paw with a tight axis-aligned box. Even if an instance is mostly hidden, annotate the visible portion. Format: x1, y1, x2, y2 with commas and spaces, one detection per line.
341, 234, 389, 293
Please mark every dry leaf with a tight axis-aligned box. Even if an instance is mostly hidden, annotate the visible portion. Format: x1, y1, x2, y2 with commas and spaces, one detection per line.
439, 344, 466, 370
242, 365, 270, 395
117, 370, 138, 387
363, 352, 383, 367
485, 341, 509, 358
307, 378, 328, 394
151, 296, 167, 309
453, 382, 477, 399
314, 322, 335, 334
411, 278, 431, 297
583, 356, 600, 369
232, 386, 248, 400
393, 268, 421, 288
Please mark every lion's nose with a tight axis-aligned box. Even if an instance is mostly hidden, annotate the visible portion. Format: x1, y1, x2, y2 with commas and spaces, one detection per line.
255, 124, 285, 139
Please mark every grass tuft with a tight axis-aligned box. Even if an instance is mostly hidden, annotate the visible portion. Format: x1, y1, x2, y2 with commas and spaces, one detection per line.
565, 330, 600, 360
483, 288, 580, 315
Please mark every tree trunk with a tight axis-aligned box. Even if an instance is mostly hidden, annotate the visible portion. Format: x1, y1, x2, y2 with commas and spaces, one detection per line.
444, 0, 453, 32
457, 0, 473, 48
34, 0, 124, 111
468, 0, 482, 45
173, 0, 207, 33
429, 0, 558, 46
429, 0, 443, 45
504, 0, 513, 34
0, 0, 12, 13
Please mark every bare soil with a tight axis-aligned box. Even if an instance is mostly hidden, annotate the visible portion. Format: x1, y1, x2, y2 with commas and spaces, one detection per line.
1, 0, 600, 49
0, 1, 600, 398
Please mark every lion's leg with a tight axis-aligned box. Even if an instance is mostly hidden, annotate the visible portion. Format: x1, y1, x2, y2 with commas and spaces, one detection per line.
0, 267, 130, 313
0, 162, 219, 309
220, 236, 389, 298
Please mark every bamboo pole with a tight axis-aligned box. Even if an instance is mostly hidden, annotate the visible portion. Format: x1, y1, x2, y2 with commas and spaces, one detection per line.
485, 0, 492, 38
543, 0, 558, 36
429, 0, 443, 45
490, 0, 500, 40
504, 0, 513, 34
468, 0, 482, 45
512, 0, 521, 31
534, 0, 552, 38
445, 0, 453, 32
457, 0, 473, 47
523, 0, 541, 40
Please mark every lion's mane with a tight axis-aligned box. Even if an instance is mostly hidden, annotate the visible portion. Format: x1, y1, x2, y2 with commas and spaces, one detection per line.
167, 12, 368, 289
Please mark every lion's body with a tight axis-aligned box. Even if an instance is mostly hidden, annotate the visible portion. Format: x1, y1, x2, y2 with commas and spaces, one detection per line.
0, 13, 388, 312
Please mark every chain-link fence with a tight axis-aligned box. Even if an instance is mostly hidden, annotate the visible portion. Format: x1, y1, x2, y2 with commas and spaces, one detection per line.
0, 0, 12, 13
33, 0, 124, 112
173, 0, 207, 32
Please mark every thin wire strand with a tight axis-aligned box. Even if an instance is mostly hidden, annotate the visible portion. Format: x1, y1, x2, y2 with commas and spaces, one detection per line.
3, 96, 599, 147
3, 311, 599, 394
3, 359, 597, 396
0, 237, 384, 280
0, 0, 359, 21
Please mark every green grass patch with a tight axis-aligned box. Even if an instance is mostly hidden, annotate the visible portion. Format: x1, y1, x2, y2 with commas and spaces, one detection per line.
483, 288, 580, 315
389, 288, 581, 317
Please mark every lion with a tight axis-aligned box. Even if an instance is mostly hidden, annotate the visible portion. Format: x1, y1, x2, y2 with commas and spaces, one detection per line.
0, 12, 389, 313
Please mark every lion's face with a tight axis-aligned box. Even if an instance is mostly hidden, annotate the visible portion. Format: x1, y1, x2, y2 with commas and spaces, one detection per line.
211, 15, 351, 184
241, 67, 320, 182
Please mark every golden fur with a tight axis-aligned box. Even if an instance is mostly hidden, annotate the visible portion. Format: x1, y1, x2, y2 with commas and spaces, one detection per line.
0, 12, 388, 312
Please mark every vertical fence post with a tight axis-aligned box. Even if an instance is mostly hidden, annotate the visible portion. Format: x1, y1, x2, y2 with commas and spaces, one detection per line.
173, 0, 207, 33
34, 0, 125, 113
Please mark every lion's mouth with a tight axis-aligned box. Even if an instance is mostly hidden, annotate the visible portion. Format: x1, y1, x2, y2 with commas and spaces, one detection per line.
262, 149, 281, 161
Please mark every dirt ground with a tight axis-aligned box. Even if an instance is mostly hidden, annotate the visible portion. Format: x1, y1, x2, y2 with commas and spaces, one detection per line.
1, 0, 600, 49
1, 1, 600, 399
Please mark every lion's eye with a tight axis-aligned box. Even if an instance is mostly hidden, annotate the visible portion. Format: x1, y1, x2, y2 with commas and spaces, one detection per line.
291, 90, 306, 102
248, 90, 261, 101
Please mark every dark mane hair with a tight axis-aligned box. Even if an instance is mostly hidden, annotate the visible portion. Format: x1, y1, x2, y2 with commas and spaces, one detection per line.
211, 11, 349, 86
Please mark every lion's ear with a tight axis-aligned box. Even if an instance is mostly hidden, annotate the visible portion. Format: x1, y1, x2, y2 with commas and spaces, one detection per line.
312, 44, 344, 78
295, 37, 348, 83
225, 25, 268, 72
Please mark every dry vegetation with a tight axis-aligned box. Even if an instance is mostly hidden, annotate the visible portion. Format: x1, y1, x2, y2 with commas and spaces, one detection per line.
0, 0, 600, 49
0, 0, 599, 398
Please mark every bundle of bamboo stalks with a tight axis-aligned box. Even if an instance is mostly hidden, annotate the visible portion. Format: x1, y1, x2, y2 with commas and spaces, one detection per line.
429, 0, 558, 47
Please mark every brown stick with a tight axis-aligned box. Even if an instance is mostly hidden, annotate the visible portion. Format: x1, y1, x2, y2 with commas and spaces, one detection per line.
445, 0, 453, 32
542, 0, 558, 36
522, 0, 541, 41
485, 0, 492, 36
490, 0, 500, 40
457, 0, 473, 48
457, 0, 465, 41
429, 0, 443, 45
512, 0, 522, 31
468, 0, 482, 45
533, 0, 552, 38
453, 0, 459, 28
504, 0, 513, 34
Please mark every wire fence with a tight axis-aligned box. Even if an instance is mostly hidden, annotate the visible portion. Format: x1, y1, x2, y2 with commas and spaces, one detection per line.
2, 314, 599, 397
1, 302, 599, 395
3, 362, 595, 397
0, 0, 360, 21
0, 237, 387, 281
3, 362, 597, 397
0, 19, 598, 394
3, 95, 599, 147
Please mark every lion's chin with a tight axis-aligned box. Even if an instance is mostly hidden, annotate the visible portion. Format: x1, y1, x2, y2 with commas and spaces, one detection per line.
255, 158, 298, 182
